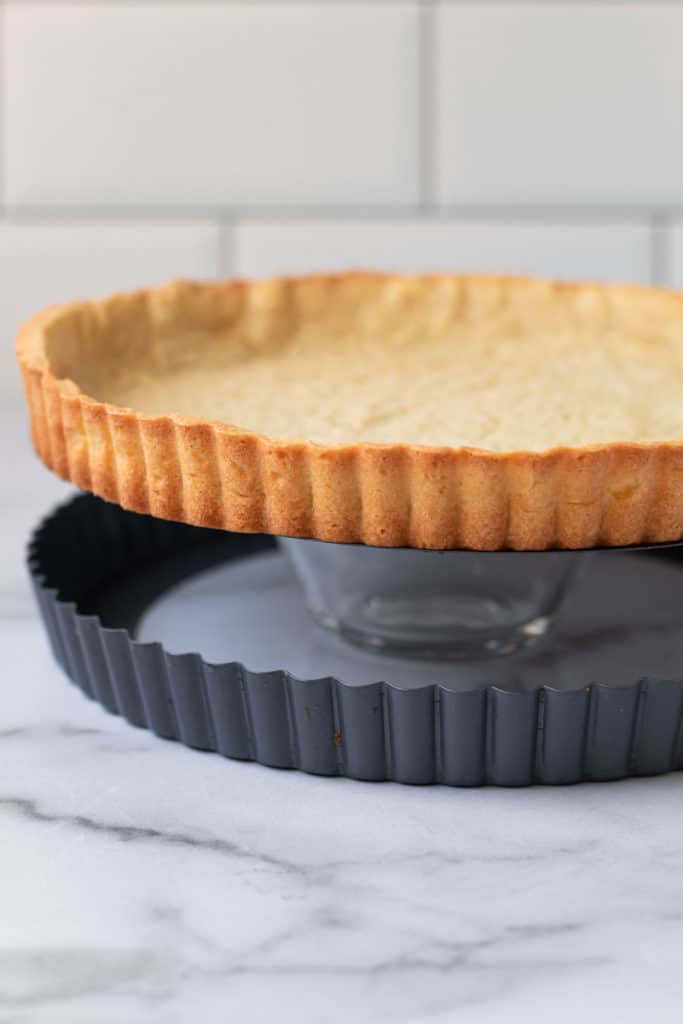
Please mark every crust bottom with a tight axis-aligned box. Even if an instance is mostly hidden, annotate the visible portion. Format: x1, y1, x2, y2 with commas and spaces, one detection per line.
18, 361, 683, 551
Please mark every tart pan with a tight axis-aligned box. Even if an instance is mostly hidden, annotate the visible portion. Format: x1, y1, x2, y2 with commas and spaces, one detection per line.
29, 493, 683, 787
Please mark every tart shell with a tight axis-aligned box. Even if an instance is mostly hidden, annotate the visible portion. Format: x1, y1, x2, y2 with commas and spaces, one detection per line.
16, 275, 683, 551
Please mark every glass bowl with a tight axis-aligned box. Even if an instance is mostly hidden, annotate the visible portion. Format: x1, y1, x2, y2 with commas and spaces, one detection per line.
280, 538, 586, 660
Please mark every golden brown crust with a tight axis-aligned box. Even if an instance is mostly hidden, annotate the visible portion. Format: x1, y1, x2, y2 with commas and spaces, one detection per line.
16, 272, 683, 551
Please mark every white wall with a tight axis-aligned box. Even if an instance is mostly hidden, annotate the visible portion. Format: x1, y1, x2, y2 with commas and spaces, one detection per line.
4, 1, 683, 397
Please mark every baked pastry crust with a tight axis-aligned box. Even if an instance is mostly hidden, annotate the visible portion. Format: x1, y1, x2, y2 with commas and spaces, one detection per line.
16, 273, 683, 551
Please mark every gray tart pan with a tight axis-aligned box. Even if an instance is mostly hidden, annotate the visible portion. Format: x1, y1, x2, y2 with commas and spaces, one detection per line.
28, 494, 683, 787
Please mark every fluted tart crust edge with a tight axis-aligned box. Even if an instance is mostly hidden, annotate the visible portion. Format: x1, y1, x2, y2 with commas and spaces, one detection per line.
16, 274, 683, 551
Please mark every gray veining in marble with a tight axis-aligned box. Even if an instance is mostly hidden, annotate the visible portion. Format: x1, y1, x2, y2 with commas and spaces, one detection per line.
2, 399, 683, 1024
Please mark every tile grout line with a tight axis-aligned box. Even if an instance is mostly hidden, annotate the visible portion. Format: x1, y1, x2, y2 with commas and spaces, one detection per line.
2, 204, 680, 223
5, 1, 679, 5
5, 0, 421, 6
218, 216, 237, 278
231, 218, 240, 277
440, 0, 683, 4
650, 213, 672, 287
0, 0, 6, 215
1, 0, 425, 10
417, 0, 436, 210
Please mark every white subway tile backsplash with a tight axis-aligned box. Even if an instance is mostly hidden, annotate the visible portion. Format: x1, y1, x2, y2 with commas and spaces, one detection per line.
6, 4, 418, 210
235, 218, 652, 283
437, 4, 683, 206
0, 221, 220, 392
1, 2, 673, 400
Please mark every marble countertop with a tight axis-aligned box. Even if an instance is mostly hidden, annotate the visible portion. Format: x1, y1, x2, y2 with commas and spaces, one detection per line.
3, 398, 683, 1024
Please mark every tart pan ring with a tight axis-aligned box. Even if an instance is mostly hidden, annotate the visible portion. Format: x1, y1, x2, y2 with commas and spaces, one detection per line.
28, 493, 683, 787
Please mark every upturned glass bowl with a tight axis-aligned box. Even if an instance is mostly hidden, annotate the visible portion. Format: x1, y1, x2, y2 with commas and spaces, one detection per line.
280, 538, 586, 660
